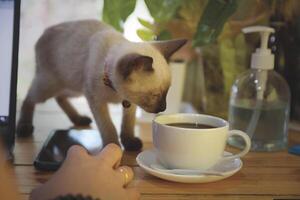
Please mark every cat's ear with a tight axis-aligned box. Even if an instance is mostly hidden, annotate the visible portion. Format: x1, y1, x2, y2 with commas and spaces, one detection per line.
117, 54, 153, 79
150, 39, 187, 60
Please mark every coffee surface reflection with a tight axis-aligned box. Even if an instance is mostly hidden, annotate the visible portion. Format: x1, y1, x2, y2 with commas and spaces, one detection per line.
165, 123, 215, 129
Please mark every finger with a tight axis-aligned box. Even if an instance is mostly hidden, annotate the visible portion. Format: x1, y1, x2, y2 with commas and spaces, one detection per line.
115, 166, 134, 187
114, 158, 121, 169
126, 188, 140, 200
66, 145, 89, 159
97, 143, 123, 167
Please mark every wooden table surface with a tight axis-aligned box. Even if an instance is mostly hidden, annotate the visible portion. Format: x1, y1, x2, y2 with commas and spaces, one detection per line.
13, 100, 300, 200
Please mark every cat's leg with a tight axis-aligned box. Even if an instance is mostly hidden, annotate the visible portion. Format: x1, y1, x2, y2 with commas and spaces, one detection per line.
85, 94, 120, 146
55, 97, 92, 126
120, 105, 143, 151
16, 94, 35, 137
16, 76, 59, 137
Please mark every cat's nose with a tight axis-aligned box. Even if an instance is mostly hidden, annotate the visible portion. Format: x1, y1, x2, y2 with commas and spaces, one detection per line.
154, 99, 166, 113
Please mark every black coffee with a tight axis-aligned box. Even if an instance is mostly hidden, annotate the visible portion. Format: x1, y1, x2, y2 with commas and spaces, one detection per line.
165, 122, 215, 129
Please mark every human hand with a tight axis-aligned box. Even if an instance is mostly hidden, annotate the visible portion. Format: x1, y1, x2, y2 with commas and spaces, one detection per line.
30, 144, 140, 200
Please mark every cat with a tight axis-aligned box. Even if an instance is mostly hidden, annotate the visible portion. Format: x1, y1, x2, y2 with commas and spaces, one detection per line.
16, 19, 187, 151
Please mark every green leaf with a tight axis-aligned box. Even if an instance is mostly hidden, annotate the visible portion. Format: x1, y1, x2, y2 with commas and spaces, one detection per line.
102, 0, 136, 32
144, 0, 182, 23
137, 29, 156, 41
157, 30, 172, 40
193, 0, 238, 47
138, 18, 154, 30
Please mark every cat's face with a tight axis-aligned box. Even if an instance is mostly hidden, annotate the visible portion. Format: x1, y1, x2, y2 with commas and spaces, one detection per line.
117, 54, 171, 113
112, 39, 187, 113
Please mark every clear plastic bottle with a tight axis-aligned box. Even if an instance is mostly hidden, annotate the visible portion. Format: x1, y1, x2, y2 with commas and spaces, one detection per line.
228, 26, 291, 151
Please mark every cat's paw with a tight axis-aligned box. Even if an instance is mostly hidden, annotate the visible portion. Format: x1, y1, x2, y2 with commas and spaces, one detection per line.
121, 136, 143, 151
16, 123, 34, 137
72, 116, 92, 126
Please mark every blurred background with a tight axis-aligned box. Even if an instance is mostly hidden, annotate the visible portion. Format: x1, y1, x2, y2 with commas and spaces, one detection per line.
17, 0, 300, 124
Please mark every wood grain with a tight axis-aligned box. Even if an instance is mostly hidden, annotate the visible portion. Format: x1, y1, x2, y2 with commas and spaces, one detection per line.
20, 194, 300, 200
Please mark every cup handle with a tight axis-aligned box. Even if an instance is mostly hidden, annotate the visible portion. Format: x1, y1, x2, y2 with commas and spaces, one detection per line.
223, 130, 251, 160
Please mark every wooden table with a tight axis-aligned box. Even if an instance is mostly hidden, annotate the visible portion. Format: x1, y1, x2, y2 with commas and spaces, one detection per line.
13, 100, 300, 200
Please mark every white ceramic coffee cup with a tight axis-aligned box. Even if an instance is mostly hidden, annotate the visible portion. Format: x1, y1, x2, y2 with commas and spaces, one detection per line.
152, 113, 251, 170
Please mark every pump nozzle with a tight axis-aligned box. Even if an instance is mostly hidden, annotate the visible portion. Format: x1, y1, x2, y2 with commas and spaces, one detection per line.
242, 26, 275, 70
242, 26, 274, 50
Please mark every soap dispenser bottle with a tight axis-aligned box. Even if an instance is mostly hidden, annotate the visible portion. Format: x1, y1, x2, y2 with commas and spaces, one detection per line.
228, 26, 291, 152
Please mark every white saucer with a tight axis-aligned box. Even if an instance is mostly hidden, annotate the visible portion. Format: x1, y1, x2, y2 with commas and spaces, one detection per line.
136, 149, 243, 183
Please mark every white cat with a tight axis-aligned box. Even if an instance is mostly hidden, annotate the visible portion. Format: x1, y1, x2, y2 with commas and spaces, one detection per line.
17, 20, 187, 151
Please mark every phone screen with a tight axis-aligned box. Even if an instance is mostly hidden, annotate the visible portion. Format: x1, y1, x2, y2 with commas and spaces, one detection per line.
0, 0, 20, 159
34, 129, 103, 171
0, 0, 15, 126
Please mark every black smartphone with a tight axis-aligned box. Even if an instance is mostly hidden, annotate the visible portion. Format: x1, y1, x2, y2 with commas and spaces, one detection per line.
34, 129, 103, 171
